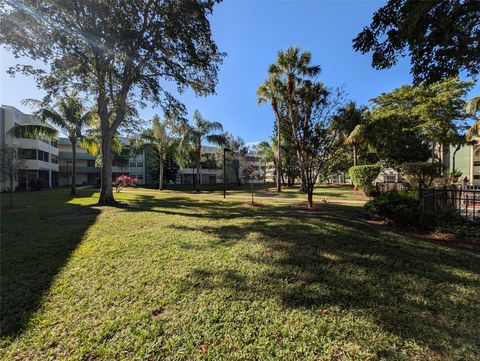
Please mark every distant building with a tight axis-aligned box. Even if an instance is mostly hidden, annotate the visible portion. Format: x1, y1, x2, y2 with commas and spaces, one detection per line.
1, 105, 266, 190
0, 105, 59, 191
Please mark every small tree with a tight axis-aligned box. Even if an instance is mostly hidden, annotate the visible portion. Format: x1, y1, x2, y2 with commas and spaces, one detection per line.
242, 164, 256, 204
349, 165, 381, 196
401, 162, 445, 190
1, 147, 25, 208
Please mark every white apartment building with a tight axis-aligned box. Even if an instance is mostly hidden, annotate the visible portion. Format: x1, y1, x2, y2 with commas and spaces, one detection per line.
173, 145, 265, 185
0, 105, 59, 191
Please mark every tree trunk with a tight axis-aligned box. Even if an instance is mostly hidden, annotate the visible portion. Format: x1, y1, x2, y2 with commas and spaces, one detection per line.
159, 157, 164, 190
98, 133, 116, 206
9, 177, 13, 208
192, 164, 196, 189
196, 156, 201, 192
352, 144, 357, 167
70, 140, 77, 195
276, 122, 282, 192
307, 188, 313, 208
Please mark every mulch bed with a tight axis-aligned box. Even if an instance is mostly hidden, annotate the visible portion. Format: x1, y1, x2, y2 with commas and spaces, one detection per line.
366, 219, 480, 254
241, 202, 264, 207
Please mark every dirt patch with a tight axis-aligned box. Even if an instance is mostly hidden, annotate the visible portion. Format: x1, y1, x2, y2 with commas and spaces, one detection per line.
294, 205, 326, 214
366, 219, 480, 254
151, 308, 166, 319
241, 202, 263, 207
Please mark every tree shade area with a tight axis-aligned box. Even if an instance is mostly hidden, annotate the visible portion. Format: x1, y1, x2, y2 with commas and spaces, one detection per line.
1, 189, 479, 359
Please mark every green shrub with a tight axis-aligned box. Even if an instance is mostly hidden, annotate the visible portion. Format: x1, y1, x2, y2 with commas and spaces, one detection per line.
365, 191, 425, 227
349, 165, 381, 196
401, 162, 445, 190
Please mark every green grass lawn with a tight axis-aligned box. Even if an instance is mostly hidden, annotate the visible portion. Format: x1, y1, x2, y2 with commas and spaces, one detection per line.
1, 188, 479, 360
151, 182, 369, 202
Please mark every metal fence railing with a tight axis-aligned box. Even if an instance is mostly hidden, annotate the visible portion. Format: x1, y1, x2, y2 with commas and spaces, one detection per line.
376, 182, 406, 193
419, 186, 480, 221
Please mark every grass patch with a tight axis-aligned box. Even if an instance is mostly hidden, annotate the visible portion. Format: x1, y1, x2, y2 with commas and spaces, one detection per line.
146, 182, 368, 202
1, 188, 479, 359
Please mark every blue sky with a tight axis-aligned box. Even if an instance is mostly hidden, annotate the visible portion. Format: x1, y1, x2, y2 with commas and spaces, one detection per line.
1, 0, 478, 144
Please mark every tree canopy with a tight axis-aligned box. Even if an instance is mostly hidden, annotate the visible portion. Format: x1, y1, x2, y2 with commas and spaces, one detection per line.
0, 0, 224, 205
353, 0, 480, 84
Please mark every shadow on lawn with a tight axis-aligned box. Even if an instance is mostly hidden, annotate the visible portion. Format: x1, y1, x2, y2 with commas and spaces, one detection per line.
0, 189, 100, 337
123, 194, 480, 355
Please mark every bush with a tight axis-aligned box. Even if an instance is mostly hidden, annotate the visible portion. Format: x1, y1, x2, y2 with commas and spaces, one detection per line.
115, 175, 138, 193
349, 165, 381, 196
401, 162, 444, 190
28, 178, 47, 191
365, 191, 431, 228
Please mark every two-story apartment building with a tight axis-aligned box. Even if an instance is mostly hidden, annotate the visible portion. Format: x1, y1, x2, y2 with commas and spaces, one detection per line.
0, 105, 59, 191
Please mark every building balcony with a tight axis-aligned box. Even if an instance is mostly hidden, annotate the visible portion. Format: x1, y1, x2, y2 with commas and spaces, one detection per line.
59, 165, 100, 174
58, 151, 96, 160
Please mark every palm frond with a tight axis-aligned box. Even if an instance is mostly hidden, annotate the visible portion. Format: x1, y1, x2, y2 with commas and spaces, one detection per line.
37, 108, 67, 129
465, 96, 480, 115
466, 119, 480, 140
80, 137, 101, 156
10, 124, 57, 139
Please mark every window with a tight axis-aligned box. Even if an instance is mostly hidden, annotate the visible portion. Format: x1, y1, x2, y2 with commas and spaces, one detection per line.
18, 148, 36, 160
129, 161, 136, 167
51, 140, 58, 148
38, 150, 49, 162
51, 155, 58, 164
474, 161, 480, 166
385, 175, 396, 183
136, 162, 143, 168
87, 160, 96, 167
474, 175, 480, 180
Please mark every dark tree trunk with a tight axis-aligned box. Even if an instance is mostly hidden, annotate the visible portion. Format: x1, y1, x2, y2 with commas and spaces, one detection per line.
98, 133, 116, 206
159, 156, 164, 190
276, 119, 282, 192
70, 140, 77, 195
307, 188, 313, 208
9, 177, 13, 208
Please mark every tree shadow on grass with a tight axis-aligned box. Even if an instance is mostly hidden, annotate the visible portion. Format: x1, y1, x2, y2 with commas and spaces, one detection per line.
106, 193, 480, 354
1, 189, 100, 337
154, 200, 479, 355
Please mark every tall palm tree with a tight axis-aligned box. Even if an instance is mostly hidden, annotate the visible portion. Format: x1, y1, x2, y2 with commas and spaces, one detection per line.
23, 94, 92, 195
257, 76, 284, 192
181, 110, 225, 191
268, 47, 321, 100
346, 124, 366, 167
266, 47, 321, 193
139, 115, 176, 190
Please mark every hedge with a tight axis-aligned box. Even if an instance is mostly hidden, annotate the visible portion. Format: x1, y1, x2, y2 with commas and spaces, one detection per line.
348, 164, 381, 196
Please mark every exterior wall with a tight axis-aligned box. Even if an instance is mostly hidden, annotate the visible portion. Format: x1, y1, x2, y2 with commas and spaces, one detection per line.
0, 105, 59, 192
445, 143, 479, 186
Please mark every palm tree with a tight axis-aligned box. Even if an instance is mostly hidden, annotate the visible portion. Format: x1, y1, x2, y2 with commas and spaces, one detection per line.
465, 96, 480, 142
181, 110, 225, 191
346, 124, 366, 167
332, 102, 368, 167
23, 94, 92, 195
257, 76, 284, 192
266, 47, 321, 194
268, 47, 321, 100
139, 115, 176, 190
